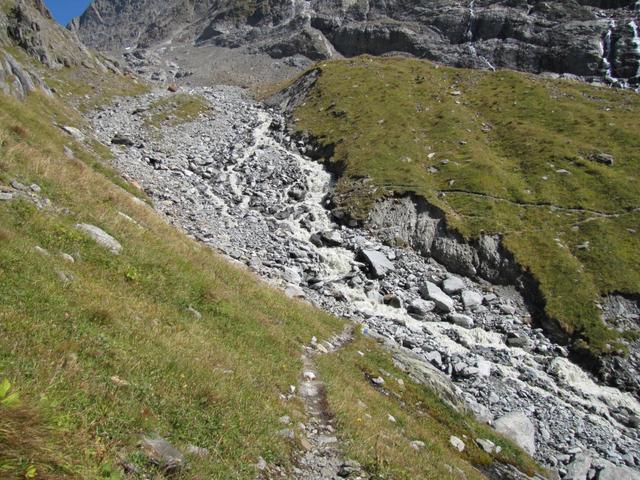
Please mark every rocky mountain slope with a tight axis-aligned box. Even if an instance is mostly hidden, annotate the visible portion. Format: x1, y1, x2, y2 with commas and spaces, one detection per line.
73, 0, 640, 88
271, 57, 640, 400
0, 1, 553, 479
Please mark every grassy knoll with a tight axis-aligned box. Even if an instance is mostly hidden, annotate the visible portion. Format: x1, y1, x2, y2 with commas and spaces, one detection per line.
0, 63, 538, 478
291, 56, 640, 354
143, 94, 212, 128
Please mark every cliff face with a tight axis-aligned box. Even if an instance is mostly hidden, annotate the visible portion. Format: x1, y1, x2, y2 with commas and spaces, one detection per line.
0, 0, 92, 98
2, 0, 93, 67
73, 0, 640, 88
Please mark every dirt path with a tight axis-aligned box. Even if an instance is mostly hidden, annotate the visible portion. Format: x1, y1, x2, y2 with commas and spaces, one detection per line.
293, 325, 366, 480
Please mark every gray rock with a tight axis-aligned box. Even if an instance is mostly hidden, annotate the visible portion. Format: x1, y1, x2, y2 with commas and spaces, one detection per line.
461, 290, 483, 310
383, 294, 402, 309
320, 230, 343, 247
500, 304, 517, 315
311, 230, 343, 247
358, 249, 394, 278
73, 0, 640, 91
590, 153, 615, 166
506, 332, 529, 348
476, 359, 492, 377
476, 438, 498, 454
494, 412, 536, 456
407, 298, 436, 318
10, 180, 27, 190
111, 133, 135, 146
141, 437, 185, 472
60, 125, 85, 141
410, 440, 426, 450
0, 192, 13, 201
390, 346, 466, 413
284, 285, 306, 299
564, 452, 593, 480
186, 444, 210, 457
60, 253, 75, 263
449, 313, 474, 329
276, 428, 295, 439
598, 465, 640, 480
278, 415, 291, 425
442, 276, 465, 294
34, 246, 49, 256
419, 281, 454, 312
449, 435, 465, 452
75, 224, 122, 254
338, 460, 362, 477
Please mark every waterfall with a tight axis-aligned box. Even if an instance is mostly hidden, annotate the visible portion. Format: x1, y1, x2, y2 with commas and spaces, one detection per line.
630, 20, 640, 79
465, 0, 476, 42
464, 0, 496, 71
599, 20, 627, 86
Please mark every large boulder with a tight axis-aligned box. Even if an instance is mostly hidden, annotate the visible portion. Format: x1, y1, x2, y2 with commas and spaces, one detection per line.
493, 412, 536, 456
357, 249, 394, 278
419, 281, 455, 312
564, 452, 593, 480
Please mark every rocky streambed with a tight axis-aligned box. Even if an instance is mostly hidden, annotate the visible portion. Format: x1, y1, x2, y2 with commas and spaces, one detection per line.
87, 87, 640, 479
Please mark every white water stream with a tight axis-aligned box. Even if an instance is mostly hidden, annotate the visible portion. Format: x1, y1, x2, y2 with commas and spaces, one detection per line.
90, 87, 640, 470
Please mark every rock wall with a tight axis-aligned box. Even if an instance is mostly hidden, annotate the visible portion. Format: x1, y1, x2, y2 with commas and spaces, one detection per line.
364, 195, 572, 343
0, 0, 120, 100
74, 0, 640, 88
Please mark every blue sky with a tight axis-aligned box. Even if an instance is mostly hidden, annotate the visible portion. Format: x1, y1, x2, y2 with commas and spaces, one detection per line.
44, 0, 93, 25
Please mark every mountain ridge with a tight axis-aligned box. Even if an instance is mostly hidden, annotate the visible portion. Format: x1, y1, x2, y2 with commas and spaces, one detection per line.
71, 0, 640, 89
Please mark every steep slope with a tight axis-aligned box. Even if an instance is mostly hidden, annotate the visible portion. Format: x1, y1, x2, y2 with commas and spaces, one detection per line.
73, 0, 640, 88
276, 56, 640, 396
0, 2, 546, 479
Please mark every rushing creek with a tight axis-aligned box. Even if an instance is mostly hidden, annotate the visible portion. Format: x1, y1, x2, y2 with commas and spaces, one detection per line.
88, 86, 640, 475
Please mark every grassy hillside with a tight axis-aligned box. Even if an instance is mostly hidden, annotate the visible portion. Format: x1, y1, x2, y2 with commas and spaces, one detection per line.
290, 56, 640, 355
0, 60, 540, 478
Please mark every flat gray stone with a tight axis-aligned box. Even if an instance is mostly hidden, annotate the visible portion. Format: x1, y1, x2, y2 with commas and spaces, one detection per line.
494, 412, 535, 456
358, 249, 394, 278
442, 276, 465, 294
461, 290, 483, 309
407, 298, 436, 318
420, 281, 454, 312
598, 465, 640, 480
60, 125, 85, 141
75, 223, 122, 254
449, 435, 465, 452
141, 437, 185, 472
449, 313, 474, 329
476, 438, 497, 454
564, 452, 592, 480
0, 192, 14, 201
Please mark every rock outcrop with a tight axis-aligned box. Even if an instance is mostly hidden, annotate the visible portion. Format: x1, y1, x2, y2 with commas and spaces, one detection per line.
0, 0, 115, 99
73, 0, 640, 88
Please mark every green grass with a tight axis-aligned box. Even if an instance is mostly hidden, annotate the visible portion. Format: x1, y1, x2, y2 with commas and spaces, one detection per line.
0, 57, 541, 477
143, 94, 212, 128
290, 56, 640, 355
0, 87, 340, 478
44, 66, 149, 113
